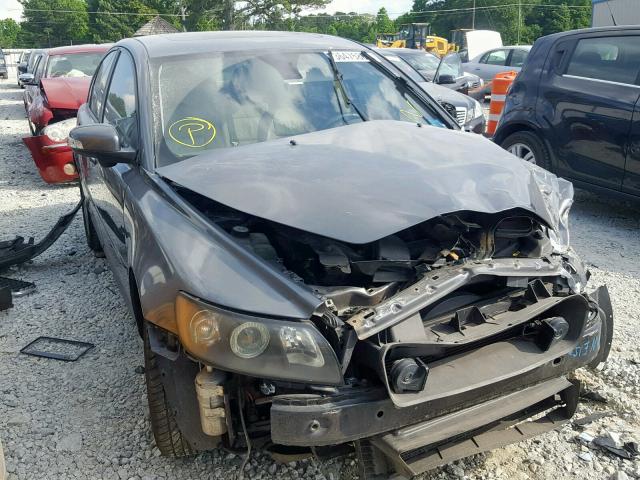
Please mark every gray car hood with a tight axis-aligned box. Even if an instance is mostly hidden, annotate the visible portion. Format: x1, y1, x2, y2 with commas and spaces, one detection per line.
158, 120, 568, 245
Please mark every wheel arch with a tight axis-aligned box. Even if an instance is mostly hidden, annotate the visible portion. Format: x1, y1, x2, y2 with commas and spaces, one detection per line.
494, 121, 557, 171
128, 268, 145, 338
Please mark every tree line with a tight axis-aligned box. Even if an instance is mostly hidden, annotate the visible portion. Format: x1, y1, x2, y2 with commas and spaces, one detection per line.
0, 0, 591, 49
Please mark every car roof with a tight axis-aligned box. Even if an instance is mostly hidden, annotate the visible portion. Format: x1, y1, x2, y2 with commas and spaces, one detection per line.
542, 25, 640, 43
46, 44, 111, 56
121, 31, 363, 59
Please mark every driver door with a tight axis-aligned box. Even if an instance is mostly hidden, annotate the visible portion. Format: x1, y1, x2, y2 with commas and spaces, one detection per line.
87, 49, 138, 286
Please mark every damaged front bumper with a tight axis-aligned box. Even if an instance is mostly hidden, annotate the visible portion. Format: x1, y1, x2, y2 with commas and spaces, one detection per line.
23, 135, 78, 184
270, 283, 613, 476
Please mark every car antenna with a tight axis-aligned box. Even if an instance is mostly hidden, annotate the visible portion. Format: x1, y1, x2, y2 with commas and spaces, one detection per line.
605, 0, 618, 26
433, 53, 446, 84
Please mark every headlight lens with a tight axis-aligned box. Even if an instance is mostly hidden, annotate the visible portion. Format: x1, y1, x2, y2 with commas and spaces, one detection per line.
230, 322, 270, 358
43, 117, 77, 142
469, 99, 484, 121
176, 293, 342, 385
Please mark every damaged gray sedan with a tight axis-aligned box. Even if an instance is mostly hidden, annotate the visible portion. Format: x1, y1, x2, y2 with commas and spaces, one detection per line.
68, 31, 613, 478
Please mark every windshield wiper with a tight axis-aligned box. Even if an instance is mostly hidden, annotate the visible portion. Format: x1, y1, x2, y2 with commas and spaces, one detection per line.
327, 50, 367, 122
360, 51, 435, 120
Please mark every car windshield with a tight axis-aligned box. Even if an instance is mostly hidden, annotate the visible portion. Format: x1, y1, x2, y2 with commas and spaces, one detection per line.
399, 52, 461, 80
154, 50, 446, 165
46, 53, 104, 78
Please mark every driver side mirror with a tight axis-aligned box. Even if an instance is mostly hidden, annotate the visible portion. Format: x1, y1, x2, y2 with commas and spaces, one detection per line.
437, 74, 457, 85
69, 124, 137, 168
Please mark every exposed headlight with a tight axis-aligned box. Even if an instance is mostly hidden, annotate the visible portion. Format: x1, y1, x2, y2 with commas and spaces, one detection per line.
176, 293, 342, 385
466, 99, 485, 123
43, 117, 77, 142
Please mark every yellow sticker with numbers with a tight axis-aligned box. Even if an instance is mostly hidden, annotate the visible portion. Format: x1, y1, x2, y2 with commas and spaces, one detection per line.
168, 117, 217, 148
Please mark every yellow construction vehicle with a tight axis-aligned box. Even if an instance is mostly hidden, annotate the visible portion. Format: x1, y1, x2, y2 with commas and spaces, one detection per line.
376, 33, 406, 49
397, 24, 450, 56
424, 35, 450, 56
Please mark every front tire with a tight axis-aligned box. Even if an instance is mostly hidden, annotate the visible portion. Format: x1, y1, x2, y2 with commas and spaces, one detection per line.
501, 131, 552, 171
143, 329, 194, 457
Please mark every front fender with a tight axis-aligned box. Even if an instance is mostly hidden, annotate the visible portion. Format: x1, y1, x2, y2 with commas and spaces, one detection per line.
122, 169, 323, 335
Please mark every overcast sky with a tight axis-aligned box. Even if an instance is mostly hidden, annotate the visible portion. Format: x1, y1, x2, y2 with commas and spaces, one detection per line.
0, 0, 414, 22
0, 0, 21, 21
317, 0, 413, 18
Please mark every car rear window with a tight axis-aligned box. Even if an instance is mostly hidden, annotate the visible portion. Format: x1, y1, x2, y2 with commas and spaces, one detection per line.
566, 36, 640, 85
46, 52, 104, 78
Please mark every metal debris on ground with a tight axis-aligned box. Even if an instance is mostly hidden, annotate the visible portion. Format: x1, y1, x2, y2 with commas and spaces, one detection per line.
20, 336, 94, 362
577, 451, 593, 462
577, 432, 595, 444
573, 411, 612, 427
0, 276, 36, 297
580, 390, 609, 403
0, 287, 11, 312
0, 201, 81, 271
593, 433, 639, 460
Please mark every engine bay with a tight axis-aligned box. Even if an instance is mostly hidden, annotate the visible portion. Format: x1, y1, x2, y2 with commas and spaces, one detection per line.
173, 185, 588, 392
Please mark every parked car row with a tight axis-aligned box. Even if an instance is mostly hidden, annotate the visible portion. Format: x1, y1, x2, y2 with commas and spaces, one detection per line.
375, 48, 486, 133
0, 49, 8, 80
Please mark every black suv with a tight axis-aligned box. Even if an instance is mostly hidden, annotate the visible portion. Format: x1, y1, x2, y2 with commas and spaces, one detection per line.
494, 27, 640, 198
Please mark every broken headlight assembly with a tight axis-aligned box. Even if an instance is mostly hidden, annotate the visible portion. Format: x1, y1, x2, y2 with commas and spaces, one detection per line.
526, 161, 574, 254
467, 98, 485, 122
175, 292, 342, 385
43, 117, 77, 142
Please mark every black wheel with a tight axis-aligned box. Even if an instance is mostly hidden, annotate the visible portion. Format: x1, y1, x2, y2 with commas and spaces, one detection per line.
501, 131, 552, 171
81, 194, 103, 253
143, 329, 194, 457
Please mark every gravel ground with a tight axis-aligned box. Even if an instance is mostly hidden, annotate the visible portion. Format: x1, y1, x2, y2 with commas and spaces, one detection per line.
1, 77, 639, 480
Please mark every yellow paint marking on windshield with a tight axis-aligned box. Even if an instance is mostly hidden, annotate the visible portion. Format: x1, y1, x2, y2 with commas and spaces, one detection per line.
168, 117, 216, 148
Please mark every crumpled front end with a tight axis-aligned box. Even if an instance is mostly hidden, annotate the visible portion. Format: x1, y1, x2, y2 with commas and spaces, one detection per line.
23, 118, 78, 184
164, 165, 613, 476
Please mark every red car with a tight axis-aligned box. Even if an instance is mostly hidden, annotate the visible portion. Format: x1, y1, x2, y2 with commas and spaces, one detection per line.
23, 44, 109, 183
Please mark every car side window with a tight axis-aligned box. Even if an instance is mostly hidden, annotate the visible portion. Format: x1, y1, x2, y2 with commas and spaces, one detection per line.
34, 55, 46, 81
510, 49, 528, 68
566, 36, 640, 85
103, 50, 138, 149
89, 51, 118, 119
482, 49, 508, 66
